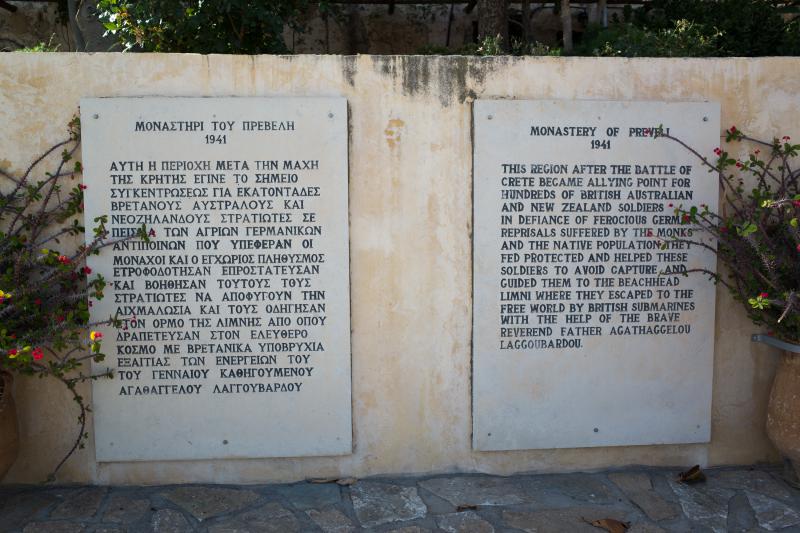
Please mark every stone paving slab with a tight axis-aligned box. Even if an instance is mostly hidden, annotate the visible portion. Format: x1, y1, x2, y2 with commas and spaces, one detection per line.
1, 466, 798, 532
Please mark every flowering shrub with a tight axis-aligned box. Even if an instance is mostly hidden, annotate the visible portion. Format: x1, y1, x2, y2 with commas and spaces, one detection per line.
0, 117, 146, 480
660, 126, 800, 343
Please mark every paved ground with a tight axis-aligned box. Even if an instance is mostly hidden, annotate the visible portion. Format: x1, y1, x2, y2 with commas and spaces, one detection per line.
1, 465, 799, 532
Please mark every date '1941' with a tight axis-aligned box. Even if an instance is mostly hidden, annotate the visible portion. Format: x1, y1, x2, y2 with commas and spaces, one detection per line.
205, 134, 227, 144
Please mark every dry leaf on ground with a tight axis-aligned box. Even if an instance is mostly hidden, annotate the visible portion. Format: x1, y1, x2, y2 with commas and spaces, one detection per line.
587, 517, 630, 533
677, 465, 706, 484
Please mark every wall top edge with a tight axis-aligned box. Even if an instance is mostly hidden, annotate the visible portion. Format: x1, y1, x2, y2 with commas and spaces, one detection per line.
3, 52, 800, 61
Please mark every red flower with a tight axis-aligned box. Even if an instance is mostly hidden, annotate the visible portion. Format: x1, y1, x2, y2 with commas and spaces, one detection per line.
7, 348, 17, 356
83, 266, 92, 275
78, 184, 87, 190
57, 255, 70, 265
668, 203, 674, 207
796, 243, 800, 252
34, 298, 41, 305
783, 136, 791, 141
682, 214, 691, 223
713, 147, 722, 156
720, 227, 728, 233
32, 347, 43, 360
735, 161, 743, 168
730, 125, 737, 132
755, 149, 761, 155
760, 292, 769, 298
56, 315, 64, 323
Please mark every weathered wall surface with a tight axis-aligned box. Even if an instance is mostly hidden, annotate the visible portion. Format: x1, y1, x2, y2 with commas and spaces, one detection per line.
0, 54, 797, 485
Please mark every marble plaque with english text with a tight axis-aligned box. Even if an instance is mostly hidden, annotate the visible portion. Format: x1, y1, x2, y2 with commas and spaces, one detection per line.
472, 100, 719, 451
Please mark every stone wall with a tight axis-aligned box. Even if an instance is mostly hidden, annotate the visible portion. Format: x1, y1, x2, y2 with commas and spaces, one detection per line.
0, 54, 798, 485
1, 1, 623, 53
0, 2, 69, 51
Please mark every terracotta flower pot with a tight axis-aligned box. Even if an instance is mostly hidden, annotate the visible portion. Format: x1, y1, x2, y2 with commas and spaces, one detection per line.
0, 371, 19, 480
766, 352, 800, 481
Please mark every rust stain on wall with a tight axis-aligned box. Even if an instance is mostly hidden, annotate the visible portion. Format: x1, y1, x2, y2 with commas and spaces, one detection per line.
384, 118, 405, 149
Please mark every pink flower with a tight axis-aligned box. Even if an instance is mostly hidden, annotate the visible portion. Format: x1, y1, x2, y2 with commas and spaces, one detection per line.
760, 292, 769, 298
32, 347, 43, 360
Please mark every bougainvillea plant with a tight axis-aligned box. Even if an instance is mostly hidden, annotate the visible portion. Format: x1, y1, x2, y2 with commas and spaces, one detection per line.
0, 117, 147, 481
659, 126, 800, 344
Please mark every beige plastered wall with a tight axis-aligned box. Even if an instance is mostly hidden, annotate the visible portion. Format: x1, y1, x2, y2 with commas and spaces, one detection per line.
0, 54, 797, 485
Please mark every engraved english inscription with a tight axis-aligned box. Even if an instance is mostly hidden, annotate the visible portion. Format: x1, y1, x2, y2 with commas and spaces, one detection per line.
473, 100, 719, 451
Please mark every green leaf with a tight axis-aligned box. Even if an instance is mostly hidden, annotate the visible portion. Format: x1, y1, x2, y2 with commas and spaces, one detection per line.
738, 222, 758, 237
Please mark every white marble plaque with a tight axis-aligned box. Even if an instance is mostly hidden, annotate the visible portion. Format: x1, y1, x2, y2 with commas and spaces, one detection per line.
473, 100, 719, 451
81, 97, 351, 461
